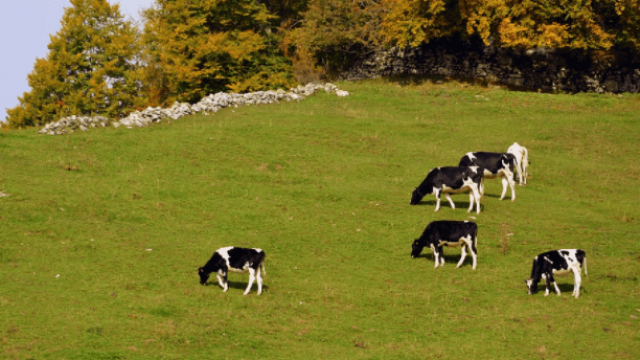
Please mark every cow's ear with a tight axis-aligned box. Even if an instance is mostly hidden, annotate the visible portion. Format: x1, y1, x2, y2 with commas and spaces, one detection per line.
198, 267, 203, 273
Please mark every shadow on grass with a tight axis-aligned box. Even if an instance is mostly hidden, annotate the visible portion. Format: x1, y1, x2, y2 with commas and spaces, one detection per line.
383, 73, 547, 94
529, 283, 588, 296
204, 280, 270, 293
482, 193, 501, 199
414, 200, 484, 212
411, 253, 476, 268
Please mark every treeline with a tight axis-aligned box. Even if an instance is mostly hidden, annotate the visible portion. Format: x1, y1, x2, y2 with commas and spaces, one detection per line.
5, 0, 640, 128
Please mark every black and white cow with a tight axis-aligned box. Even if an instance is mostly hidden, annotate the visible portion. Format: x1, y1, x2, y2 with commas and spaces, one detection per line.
198, 247, 266, 295
459, 152, 517, 201
411, 220, 478, 270
410, 166, 484, 214
507, 142, 529, 185
526, 249, 587, 298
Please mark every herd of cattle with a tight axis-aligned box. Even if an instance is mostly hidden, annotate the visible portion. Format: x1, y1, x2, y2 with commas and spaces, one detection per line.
198, 142, 588, 298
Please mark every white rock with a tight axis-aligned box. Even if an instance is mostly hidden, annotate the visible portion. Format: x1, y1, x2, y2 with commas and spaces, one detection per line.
39, 83, 350, 135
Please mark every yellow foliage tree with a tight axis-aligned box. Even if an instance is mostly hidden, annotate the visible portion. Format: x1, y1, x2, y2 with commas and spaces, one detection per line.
379, 0, 640, 50
142, 0, 297, 106
380, 0, 463, 47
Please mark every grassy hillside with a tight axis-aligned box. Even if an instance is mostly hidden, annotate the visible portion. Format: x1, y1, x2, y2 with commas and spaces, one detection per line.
1, 80, 639, 360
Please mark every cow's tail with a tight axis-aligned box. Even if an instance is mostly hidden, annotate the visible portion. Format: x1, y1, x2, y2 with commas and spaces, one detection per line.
577, 249, 588, 278
473, 225, 478, 253
260, 260, 266, 277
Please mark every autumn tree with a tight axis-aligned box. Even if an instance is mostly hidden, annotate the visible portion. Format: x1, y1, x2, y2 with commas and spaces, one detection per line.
260, 0, 310, 29
142, 0, 298, 106
380, 0, 640, 50
379, 0, 463, 47
5, 0, 144, 128
284, 0, 385, 80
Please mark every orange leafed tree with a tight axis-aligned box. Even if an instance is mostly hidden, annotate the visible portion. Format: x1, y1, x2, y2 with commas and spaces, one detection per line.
142, 0, 298, 106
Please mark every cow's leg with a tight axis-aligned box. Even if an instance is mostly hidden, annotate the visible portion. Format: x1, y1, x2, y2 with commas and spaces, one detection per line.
505, 170, 516, 201
518, 167, 524, 185
432, 245, 440, 268
543, 273, 551, 296
509, 178, 516, 201
216, 274, 225, 289
456, 241, 468, 268
548, 274, 560, 296
244, 268, 256, 295
470, 235, 478, 270
514, 159, 523, 185
471, 186, 482, 214
467, 192, 475, 213
434, 189, 441, 212
256, 267, 263, 295
439, 246, 445, 266
500, 176, 509, 200
572, 268, 582, 298
444, 193, 455, 209
223, 271, 229, 292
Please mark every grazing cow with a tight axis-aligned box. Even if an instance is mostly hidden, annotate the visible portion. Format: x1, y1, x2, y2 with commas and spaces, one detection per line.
507, 142, 529, 185
411, 220, 478, 270
526, 249, 587, 298
410, 166, 484, 214
459, 152, 517, 201
198, 247, 266, 295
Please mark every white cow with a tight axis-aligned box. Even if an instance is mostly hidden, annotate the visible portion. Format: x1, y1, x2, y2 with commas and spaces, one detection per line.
507, 142, 529, 185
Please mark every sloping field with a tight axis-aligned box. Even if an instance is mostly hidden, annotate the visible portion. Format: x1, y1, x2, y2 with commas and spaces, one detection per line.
1, 80, 639, 359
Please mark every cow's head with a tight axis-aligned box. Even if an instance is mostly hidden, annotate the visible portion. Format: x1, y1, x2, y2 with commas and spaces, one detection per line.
411, 239, 424, 258
525, 279, 537, 294
410, 188, 424, 205
198, 267, 210, 285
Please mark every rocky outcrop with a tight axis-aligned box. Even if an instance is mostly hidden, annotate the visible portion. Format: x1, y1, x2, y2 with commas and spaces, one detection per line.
342, 37, 640, 94
39, 83, 349, 135
39, 115, 109, 135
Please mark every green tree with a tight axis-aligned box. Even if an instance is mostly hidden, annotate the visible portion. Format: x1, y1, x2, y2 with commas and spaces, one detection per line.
142, 0, 297, 106
5, 0, 144, 129
285, 0, 384, 80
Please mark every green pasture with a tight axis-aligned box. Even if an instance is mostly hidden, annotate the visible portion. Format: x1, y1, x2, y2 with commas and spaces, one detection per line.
1, 80, 639, 359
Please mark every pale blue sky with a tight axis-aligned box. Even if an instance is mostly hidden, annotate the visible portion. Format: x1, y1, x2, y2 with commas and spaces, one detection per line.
0, 0, 153, 123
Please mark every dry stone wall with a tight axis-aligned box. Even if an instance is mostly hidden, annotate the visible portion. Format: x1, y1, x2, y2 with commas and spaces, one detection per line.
40, 83, 349, 135
342, 37, 640, 94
